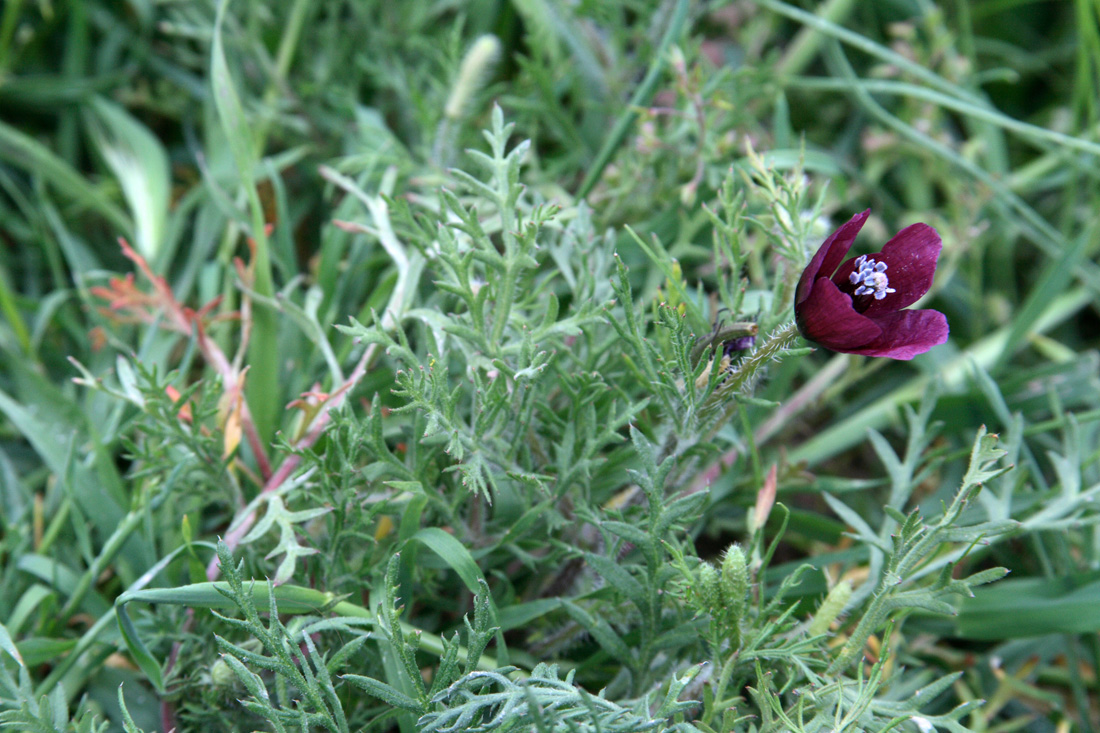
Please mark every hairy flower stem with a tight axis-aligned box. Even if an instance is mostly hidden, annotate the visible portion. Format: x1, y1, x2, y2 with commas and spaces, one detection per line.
703, 320, 803, 444
490, 260, 517, 349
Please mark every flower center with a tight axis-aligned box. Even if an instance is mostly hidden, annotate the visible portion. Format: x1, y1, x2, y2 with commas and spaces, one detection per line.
848, 255, 896, 300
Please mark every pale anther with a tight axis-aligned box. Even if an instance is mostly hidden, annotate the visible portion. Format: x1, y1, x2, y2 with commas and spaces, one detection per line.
848, 255, 896, 300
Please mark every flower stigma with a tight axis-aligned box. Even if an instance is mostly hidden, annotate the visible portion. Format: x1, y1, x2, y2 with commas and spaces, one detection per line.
849, 255, 896, 300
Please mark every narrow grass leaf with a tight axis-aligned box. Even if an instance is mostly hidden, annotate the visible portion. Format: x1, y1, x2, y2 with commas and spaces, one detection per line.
118, 581, 336, 614
85, 96, 171, 262
116, 602, 165, 692
16, 555, 111, 618
212, 0, 279, 443
210, 0, 255, 192
0, 622, 24, 667
787, 77, 1100, 160
956, 572, 1100, 638
995, 225, 1092, 371
0, 120, 130, 231
408, 528, 485, 595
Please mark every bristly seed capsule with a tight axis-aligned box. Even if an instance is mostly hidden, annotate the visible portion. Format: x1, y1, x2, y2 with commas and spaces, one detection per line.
849, 255, 896, 300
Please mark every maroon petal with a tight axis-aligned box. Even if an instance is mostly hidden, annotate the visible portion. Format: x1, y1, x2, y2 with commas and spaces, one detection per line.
795, 276, 882, 349
832, 223, 942, 318
846, 309, 949, 360
796, 210, 871, 306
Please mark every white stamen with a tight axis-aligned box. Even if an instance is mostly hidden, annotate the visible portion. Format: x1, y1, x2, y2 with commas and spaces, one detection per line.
848, 255, 896, 300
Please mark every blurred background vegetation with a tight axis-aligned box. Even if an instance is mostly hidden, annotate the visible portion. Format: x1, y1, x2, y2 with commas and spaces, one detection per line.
2, 0, 1099, 731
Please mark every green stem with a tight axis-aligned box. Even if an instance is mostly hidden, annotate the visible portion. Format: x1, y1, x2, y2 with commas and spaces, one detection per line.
489, 149, 520, 349
706, 652, 741, 726
56, 505, 145, 628
213, 0, 279, 445
36, 611, 119, 700
489, 262, 516, 349
784, 77, 1100, 160
0, 260, 30, 356
117, 581, 516, 674
36, 496, 72, 555
702, 320, 804, 443
253, 0, 312, 156
774, 0, 858, 78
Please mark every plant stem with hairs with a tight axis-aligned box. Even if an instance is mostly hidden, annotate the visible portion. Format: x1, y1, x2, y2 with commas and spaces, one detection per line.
702, 320, 805, 443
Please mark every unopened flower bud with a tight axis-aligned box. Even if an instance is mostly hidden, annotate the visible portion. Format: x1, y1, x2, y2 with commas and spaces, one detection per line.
445, 35, 501, 120
720, 545, 749, 620
697, 563, 722, 614
210, 658, 237, 689
808, 580, 852, 637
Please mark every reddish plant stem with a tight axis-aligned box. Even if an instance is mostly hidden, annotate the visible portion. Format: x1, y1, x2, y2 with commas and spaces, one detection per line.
206, 342, 378, 580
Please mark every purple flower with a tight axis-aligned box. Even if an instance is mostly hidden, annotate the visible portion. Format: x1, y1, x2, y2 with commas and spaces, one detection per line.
794, 210, 948, 360
722, 334, 756, 357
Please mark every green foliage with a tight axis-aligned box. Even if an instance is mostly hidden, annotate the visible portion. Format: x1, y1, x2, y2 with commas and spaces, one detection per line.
417, 662, 702, 733
0, 665, 108, 733
2, 0, 1100, 731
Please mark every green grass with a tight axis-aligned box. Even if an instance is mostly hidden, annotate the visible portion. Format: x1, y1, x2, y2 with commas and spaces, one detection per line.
1, 0, 1099, 731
